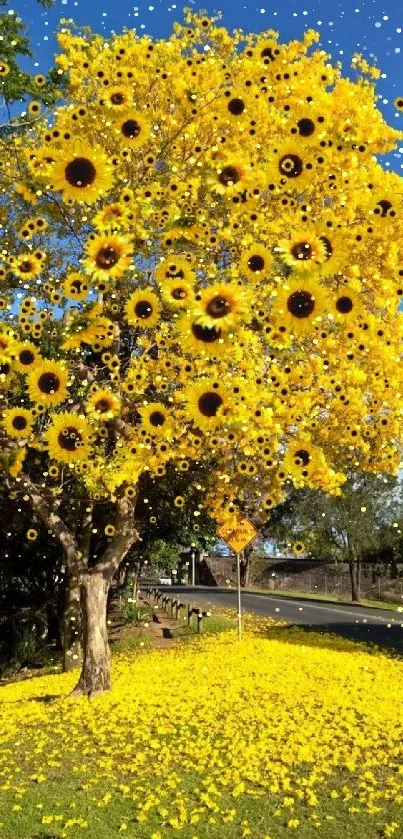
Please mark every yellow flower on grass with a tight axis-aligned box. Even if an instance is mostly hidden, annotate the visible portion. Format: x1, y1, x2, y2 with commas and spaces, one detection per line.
192, 284, 246, 332
27, 360, 69, 408
45, 412, 91, 463
3, 407, 33, 439
84, 233, 133, 288
50, 141, 114, 204
125, 289, 161, 328
271, 275, 330, 336
86, 388, 121, 418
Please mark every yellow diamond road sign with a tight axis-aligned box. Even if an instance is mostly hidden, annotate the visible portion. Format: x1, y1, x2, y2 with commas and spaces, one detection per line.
218, 515, 258, 553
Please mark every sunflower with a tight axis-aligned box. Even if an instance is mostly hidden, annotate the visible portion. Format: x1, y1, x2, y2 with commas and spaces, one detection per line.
292, 541, 306, 555
206, 153, 249, 197
93, 203, 132, 232
101, 86, 133, 109
50, 141, 114, 204
84, 233, 133, 286
332, 288, 361, 322
10, 252, 43, 281
27, 529, 38, 541
313, 227, 349, 277
45, 412, 91, 464
239, 244, 273, 279
283, 438, 319, 478
114, 112, 150, 148
160, 277, 195, 309
155, 256, 195, 286
191, 283, 246, 332
0, 61, 10, 76
27, 359, 69, 408
9, 446, 27, 478
105, 524, 116, 537
176, 314, 227, 357
3, 407, 33, 439
275, 230, 328, 274
125, 289, 161, 328
14, 183, 38, 205
28, 101, 42, 118
184, 379, 230, 432
139, 402, 173, 436
86, 388, 121, 418
266, 142, 313, 189
14, 341, 41, 373
83, 317, 119, 351
271, 275, 330, 336
62, 272, 90, 301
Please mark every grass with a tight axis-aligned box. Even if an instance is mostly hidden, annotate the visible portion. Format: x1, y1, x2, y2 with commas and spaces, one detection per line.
245, 587, 403, 612
1, 610, 403, 838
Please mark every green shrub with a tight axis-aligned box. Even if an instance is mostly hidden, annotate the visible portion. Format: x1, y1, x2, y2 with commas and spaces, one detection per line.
121, 598, 153, 626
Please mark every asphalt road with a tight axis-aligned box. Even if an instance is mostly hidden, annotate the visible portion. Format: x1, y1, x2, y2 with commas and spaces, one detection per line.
148, 585, 403, 653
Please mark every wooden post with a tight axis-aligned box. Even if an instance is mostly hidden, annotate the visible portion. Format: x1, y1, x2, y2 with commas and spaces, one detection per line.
197, 611, 203, 634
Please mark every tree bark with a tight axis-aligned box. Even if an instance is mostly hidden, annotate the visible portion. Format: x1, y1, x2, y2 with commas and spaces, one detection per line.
46, 602, 61, 646
348, 558, 360, 602
62, 572, 82, 671
355, 555, 361, 601
72, 496, 137, 696
73, 572, 111, 696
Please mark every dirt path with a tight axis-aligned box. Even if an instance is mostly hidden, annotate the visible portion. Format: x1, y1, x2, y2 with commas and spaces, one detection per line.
108, 592, 186, 650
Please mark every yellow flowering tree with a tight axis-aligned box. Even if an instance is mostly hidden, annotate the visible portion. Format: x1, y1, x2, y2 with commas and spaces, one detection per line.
1, 9, 403, 694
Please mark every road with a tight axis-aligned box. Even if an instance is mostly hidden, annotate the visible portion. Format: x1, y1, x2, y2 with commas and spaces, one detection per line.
148, 585, 403, 653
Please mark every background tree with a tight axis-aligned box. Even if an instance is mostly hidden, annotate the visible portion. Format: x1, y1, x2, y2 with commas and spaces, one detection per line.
266, 472, 403, 601
1, 10, 403, 695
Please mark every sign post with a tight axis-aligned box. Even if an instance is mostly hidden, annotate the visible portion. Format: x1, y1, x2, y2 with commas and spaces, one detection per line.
217, 514, 258, 641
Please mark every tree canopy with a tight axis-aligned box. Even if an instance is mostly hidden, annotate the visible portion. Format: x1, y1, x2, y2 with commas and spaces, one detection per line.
1, 9, 403, 691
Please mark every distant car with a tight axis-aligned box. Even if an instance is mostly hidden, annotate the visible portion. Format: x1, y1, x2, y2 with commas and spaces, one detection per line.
158, 576, 172, 585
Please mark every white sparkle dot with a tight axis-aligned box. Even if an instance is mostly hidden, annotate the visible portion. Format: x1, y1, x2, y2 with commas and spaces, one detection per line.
375, 21, 382, 28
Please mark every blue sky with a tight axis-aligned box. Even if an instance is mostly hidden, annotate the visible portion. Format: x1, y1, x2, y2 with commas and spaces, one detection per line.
8, 0, 403, 173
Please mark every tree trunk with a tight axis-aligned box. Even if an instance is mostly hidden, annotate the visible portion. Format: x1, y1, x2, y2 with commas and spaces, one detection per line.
46, 601, 61, 646
355, 555, 361, 601
348, 559, 360, 602
73, 573, 110, 696
62, 572, 82, 671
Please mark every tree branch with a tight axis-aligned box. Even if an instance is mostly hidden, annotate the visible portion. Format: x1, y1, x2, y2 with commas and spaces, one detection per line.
93, 495, 138, 582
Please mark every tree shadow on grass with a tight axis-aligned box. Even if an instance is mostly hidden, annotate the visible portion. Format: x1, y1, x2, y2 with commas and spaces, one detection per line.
1, 693, 62, 706
263, 622, 403, 660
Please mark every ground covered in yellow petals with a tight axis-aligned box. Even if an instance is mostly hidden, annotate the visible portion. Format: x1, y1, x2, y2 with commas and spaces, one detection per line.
1, 618, 403, 839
